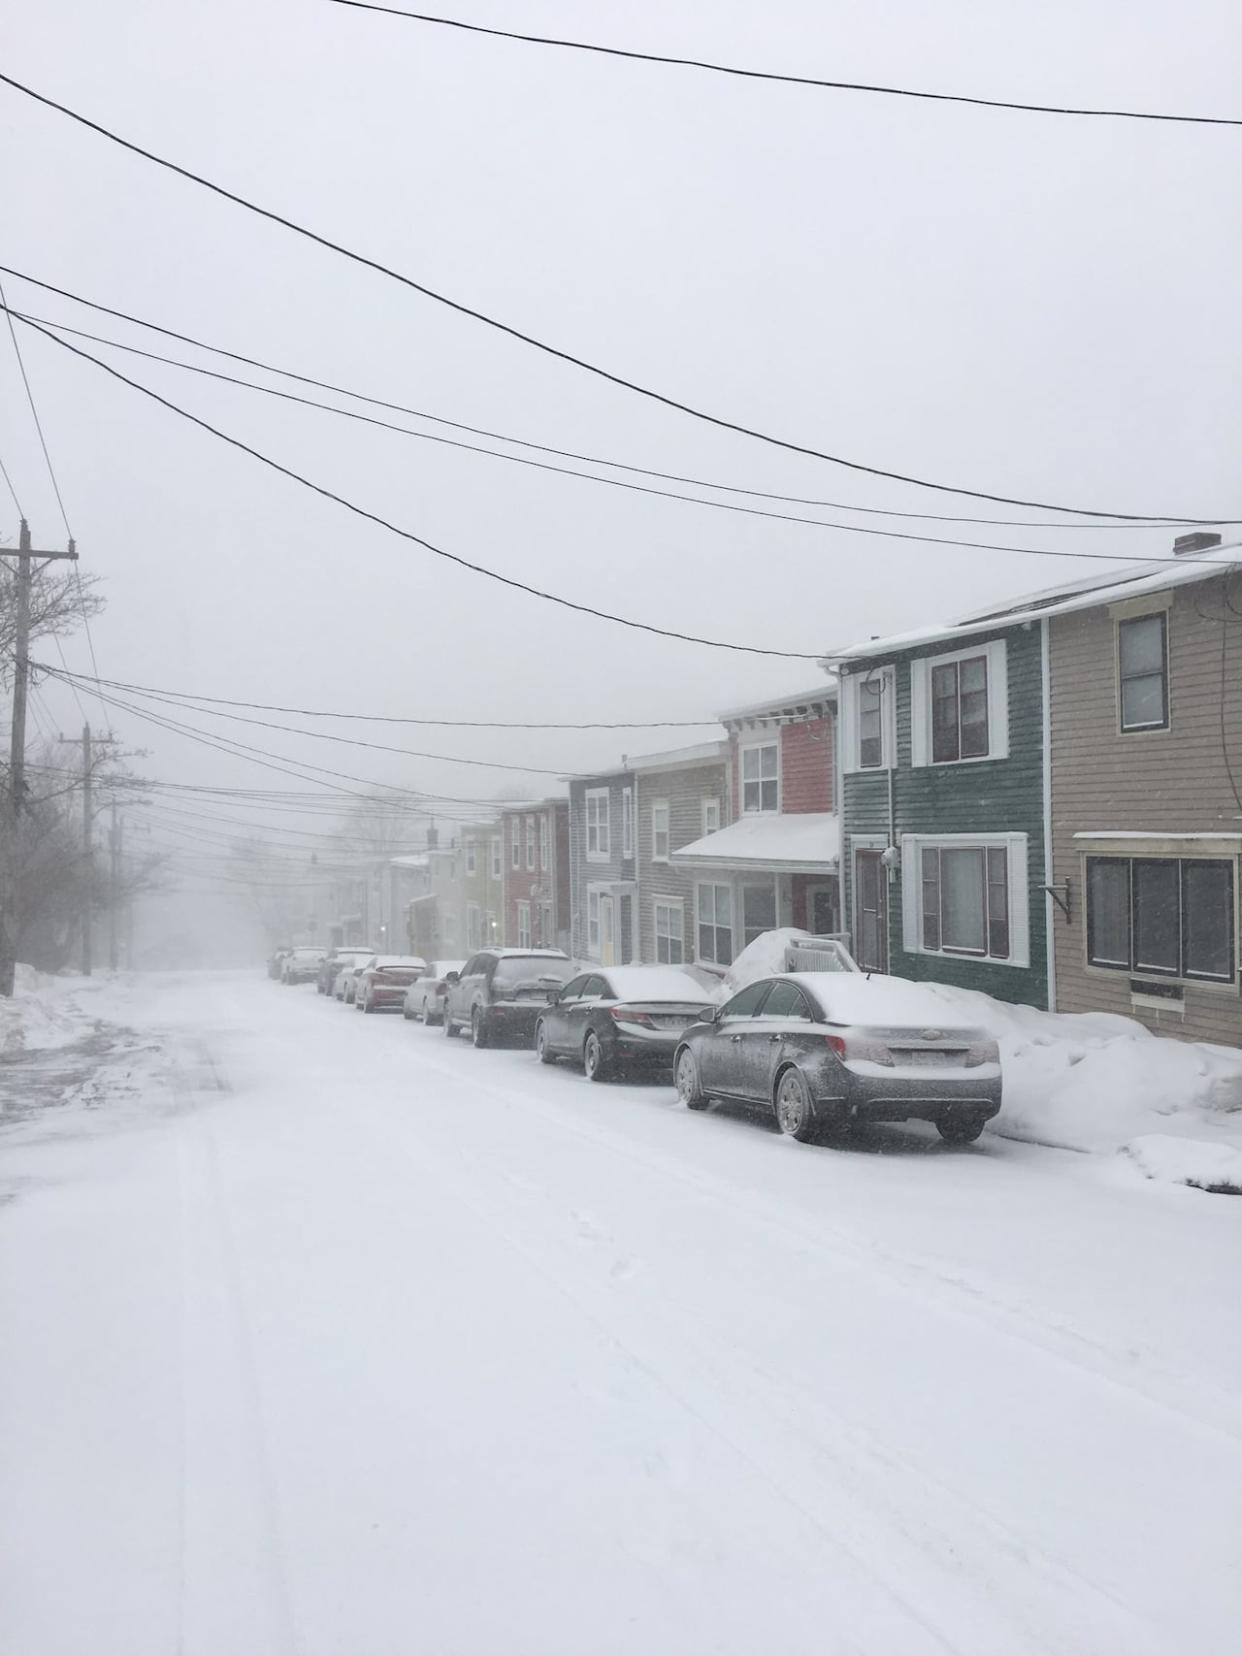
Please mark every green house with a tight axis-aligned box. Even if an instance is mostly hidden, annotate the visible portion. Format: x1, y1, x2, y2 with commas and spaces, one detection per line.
826, 614, 1049, 1009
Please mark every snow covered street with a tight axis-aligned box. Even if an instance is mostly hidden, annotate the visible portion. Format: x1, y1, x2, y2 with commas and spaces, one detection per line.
2, 971, 1239, 1656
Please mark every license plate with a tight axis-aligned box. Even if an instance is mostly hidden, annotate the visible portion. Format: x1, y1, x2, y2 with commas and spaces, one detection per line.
894, 1049, 963, 1068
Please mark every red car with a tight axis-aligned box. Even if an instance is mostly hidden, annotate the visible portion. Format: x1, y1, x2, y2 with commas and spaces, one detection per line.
355, 955, 429, 1014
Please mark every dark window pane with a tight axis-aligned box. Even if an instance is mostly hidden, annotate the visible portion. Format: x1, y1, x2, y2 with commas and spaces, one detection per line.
722, 981, 769, 1018
1119, 615, 1167, 730
986, 847, 1010, 958
761, 982, 810, 1020
859, 681, 883, 768
1133, 860, 1179, 973
921, 846, 941, 952
1182, 860, 1234, 981
1087, 860, 1130, 968
931, 664, 959, 762
941, 849, 987, 953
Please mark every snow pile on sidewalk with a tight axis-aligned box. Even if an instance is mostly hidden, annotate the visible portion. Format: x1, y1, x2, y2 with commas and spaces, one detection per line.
719, 929, 820, 994
0, 966, 106, 1056
915, 981, 1242, 1193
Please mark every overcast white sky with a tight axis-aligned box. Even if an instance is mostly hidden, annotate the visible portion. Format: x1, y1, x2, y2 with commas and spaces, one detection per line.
3, 0, 1240, 936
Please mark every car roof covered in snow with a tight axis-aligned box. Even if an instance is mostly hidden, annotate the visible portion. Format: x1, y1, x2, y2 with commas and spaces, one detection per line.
427, 960, 466, 975
783, 973, 984, 1029
368, 955, 427, 968
597, 966, 713, 1002
480, 948, 570, 960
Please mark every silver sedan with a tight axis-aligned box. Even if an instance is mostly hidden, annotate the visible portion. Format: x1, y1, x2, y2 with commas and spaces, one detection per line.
673, 972, 1001, 1145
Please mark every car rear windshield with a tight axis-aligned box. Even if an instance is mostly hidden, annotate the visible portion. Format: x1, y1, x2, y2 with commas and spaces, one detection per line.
494, 957, 572, 988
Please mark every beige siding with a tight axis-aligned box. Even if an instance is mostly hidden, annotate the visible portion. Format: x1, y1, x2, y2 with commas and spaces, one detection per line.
1049, 576, 1242, 1045
637, 763, 729, 963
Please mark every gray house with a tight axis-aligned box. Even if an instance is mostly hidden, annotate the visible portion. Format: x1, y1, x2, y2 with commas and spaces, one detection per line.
568, 766, 637, 964
631, 741, 730, 965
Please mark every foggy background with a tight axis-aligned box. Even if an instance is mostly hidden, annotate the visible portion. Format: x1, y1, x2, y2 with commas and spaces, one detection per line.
3, 0, 1239, 961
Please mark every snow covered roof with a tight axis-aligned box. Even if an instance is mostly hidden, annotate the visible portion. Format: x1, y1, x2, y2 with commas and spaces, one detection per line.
715, 680, 837, 723
627, 740, 728, 772
824, 541, 1242, 664
389, 854, 429, 869
597, 966, 714, 1002
672, 812, 839, 873
786, 973, 986, 1029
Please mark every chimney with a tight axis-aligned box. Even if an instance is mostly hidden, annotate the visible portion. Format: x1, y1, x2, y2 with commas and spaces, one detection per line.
426, 822, 439, 849
1173, 531, 1222, 557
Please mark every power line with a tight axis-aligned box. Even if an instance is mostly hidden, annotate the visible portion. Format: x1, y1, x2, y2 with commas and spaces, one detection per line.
12, 306, 1216, 569
0, 73, 1223, 523
0, 267, 1209, 534
0, 448, 24, 518
10, 313, 822, 658
327, 3, 1242, 129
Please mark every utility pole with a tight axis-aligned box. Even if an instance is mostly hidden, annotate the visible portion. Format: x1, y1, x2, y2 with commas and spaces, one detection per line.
0, 520, 78, 997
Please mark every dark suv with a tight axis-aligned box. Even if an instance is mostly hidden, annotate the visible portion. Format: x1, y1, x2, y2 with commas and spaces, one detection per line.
443, 949, 575, 1048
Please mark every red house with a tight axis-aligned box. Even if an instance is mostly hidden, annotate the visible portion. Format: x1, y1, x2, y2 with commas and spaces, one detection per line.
500, 797, 571, 953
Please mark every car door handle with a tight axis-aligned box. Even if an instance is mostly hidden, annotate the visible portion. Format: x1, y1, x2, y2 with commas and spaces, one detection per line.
730, 1033, 743, 1043
767, 1033, 781, 1042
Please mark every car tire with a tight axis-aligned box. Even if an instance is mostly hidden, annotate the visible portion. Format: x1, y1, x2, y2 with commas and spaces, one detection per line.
535, 1020, 556, 1064
444, 1010, 458, 1036
937, 1115, 987, 1144
471, 1007, 490, 1049
675, 1047, 709, 1111
583, 1031, 611, 1083
774, 1068, 820, 1143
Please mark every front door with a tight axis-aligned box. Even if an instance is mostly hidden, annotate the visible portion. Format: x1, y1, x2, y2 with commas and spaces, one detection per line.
599, 896, 617, 965
806, 881, 839, 935
854, 852, 888, 973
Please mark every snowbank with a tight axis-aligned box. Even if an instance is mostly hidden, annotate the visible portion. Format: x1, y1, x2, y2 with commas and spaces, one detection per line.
0, 966, 107, 1056
718, 929, 817, 995
1123, 1134, 1242, 1195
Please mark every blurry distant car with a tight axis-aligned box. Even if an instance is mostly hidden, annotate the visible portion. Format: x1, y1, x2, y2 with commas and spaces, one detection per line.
267, 946, 292, 980
673, 973, 1002, 1145
443, 949, 575, 1047
280, 946, 326, 985
337, 957, 372, 1004
318, 946, 377, 996
356, 955, 429, 1013
535, 966, 713, 1081
402, 960, 466, 1024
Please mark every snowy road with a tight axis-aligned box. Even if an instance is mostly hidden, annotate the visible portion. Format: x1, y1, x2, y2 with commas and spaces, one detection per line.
1, 972, 1239, 1656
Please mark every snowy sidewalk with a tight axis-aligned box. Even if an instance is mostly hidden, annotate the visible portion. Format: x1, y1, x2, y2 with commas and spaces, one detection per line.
1, 971, 1239, 1656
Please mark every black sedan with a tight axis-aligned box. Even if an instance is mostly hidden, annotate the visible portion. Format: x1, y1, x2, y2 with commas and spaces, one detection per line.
535, 966, 714, 1081
673, 973, 1002, 1144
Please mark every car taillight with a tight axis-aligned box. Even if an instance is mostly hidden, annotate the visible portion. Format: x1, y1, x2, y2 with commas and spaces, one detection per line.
610, 1006, 655, 1027
825, 1034, 847, 1057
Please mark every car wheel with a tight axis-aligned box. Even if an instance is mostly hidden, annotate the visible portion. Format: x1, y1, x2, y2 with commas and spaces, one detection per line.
471, 1007, 490, 1049
937, 1115, 987, 1144
583, 1031, 611, 1083
774, 1068, 820, 1143
675, 1047, 709, 1111
535, 1020, 556, 1064
443, 1010, 458, 1036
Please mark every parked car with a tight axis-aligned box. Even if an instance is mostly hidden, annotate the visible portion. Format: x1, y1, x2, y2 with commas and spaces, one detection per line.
267, 946, 292, 980
403, 960, 466, 1024
336, 957, 373, 1003
356, 955, 428, 1013
280, 946, 327, 985
443, 949, 575, 1047
535, 966, 714, 1081
673, 973, 1002, 1145
318, 946, 377, 995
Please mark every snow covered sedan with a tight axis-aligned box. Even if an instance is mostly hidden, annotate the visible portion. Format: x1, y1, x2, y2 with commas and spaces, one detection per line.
267, 946, 292, 980
355, 956, 429, 1014
335, 957, 372, 1003
318, 946, 377, 996
280, 946, 327, 985
673, 973, 1002, 1145
402, 960, 466, 1025
443, 949, 576, 1047
535, 966, 714, 1081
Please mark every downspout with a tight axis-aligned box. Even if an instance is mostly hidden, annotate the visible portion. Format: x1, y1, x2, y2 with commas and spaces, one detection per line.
1041, 617, 1057, 1012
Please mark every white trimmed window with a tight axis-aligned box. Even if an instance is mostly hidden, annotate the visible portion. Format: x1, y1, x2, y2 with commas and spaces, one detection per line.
901, 833, 1029, 968
587, 888, 601, 953
841, 665, 896, 772
654, 898, 685, 964
539, 815, 549, 871
490, 837, 502, 880
1117, 613, 1169, 732
465, 842, 477, 877
586, 788, 611, 861
622, 788, 634, 858
910, 640, 1009, 766
701, 797, 721, 835
1087, 855, 1233, 983
526, 817, 536, 871
510, 819, 521, 869
517, 901, 531, 949
697, 882, 734, 965
652, 800, 671, 862
740, 742, 779, 814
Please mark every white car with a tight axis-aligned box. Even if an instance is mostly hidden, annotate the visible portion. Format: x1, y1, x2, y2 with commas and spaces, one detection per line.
402, 960, 467, 1025
280, 946, 326, 985
336, 957, 372, 1003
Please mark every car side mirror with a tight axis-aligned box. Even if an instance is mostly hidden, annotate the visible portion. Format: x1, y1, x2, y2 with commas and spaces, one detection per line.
546, 988, 560, 1004
703, 1005, 720, 1025
444, 970, 460, 985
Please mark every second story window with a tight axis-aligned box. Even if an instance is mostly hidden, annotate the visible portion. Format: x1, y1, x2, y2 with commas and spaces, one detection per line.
490, 837, 501, 880
586, 788, 610, 860
621, 788, 634, 858
701, 797, 721, 835
526, 817, 536, 871
858, 677, 885, 768
539, 816, 549, 871
741, 742, 779, 813
1118, 613, 1169, 731
652, 801, 670, 861
465, 842, 477, 877
511, 819, 520, 870
932, 655, 989, 762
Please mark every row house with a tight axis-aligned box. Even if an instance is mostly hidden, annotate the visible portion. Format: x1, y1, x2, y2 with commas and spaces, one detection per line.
499, 798, 571, 953
670, 684, 840, 969
828, 531, 1242, 1042
631, 742, 730, 965
568, 766, 637, 964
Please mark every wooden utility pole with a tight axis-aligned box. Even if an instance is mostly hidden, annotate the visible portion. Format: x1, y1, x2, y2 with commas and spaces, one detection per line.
0, 520, 78, 997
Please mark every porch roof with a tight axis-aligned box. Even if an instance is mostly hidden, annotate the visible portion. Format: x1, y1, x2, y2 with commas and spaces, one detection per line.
671, 812, 839, 875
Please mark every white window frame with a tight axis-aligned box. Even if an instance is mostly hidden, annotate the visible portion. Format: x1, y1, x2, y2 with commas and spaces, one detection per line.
653, 897, 685, 964
909, 639, 1009, 767
465, 842, 477, 877
739, 740, 781, 815
510, 819, 521, 870
696, 880, 735, 966
490, 837, 502, 880
701, 796, 721, 835
621, 787, 634, 858
652, 799, 671, 863
526, 817, 536, 872
900, 832, 1029, 968
840, 665, 896, 773
539, 815, 549, 872
585, 788, 611, 862
517, 900, 531, 949
586, 886, 602, 956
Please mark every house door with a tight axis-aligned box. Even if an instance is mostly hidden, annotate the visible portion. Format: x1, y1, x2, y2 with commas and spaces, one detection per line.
805, 881, 839, 935
599, 895, 617, 965
854, 852, 888, 973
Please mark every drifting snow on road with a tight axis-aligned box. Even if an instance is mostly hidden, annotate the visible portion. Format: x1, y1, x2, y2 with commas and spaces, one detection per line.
1, 972, 1240, 1655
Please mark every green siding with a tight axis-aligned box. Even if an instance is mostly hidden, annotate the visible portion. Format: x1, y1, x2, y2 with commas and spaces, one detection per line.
841, 624, 1048, 1008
